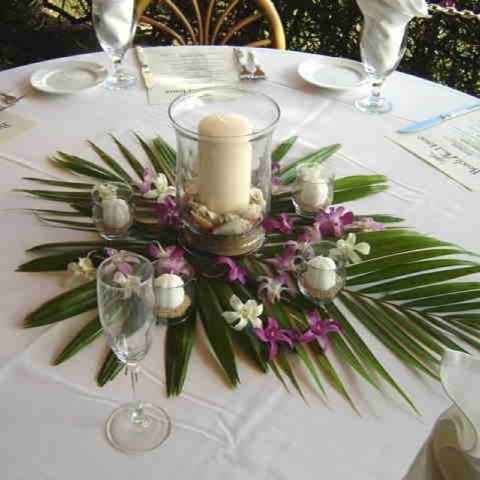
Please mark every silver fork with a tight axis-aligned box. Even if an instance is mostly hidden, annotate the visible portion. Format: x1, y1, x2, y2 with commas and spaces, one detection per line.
0, 92, 25, 109
246, 51, 267, 80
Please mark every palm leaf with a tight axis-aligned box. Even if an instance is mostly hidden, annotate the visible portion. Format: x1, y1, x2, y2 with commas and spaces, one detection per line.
54, 316, 102, 365
135, 133, 175, 184
24, 280, 97, 328
17, 250, 94, 272
88, 141, 133, 182
272, 135, 297, 163
97, 350, 124, 386
111, 135, 145, 179
22, 177, 94, 189
165, 305, 196, 396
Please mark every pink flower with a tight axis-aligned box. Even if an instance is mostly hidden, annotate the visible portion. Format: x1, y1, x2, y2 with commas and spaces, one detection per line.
138, 168, 154, 194
298, 224, 323, 244
258, 273, 296, 303
154, 196, 180, 229
266, 244, 299, 272
216, 257, 247, 284
148, 242, 191, 276
263, 214, 296, 235
254, 317, 294, 360
315, 207, 354, 238
298, 311, 341, 350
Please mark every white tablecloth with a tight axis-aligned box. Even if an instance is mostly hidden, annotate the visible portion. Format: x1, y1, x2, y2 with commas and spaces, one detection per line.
1, 46, 479, 480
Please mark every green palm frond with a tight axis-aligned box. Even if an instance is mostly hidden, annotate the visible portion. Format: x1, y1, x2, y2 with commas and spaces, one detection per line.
15, 134, 480, 413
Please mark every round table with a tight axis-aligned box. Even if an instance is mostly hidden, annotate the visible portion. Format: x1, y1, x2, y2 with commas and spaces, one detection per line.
1, 46, 478, 479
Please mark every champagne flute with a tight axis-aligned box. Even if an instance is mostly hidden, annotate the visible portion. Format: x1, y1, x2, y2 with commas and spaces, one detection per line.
92, 0, 138, 90
355, 19, 409, 114
97, 252, 171, 453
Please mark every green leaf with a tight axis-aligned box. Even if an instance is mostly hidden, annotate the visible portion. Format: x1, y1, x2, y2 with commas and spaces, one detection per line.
38, 217, 96, 230
135, 133, 175, 184
24, 281, 97, 328
54, 316, 102, 365
404, 290, 480, 308
55, 152, 123, 182
335, 175, 388, 190
384, 282, 480, 301
17, 250, 93, 272
359, 266, 480, 295
97, 350, 124, 386
272, 135, 297, 163
27, 240, 149, 253
347, 248, 464, 276
165, 306, 196, 396
326, 301, 418, 413
278, 144, 341, 184
333, 185, 388, 204
111, 135, 145, 179
347, 259, 477, 286
427, 302, 480, 314
15, 189, 91, 203
360, 214, 404, 224
152, 137, 176, 169
88, 141, 133, 182
367, 237, 455, 260
196, 278, 239, 387
274, 352, 306, 401
22, 177, 94, 189
24, 209, 88, 218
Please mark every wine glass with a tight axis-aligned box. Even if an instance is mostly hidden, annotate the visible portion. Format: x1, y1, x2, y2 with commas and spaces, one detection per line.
92, 0, 138, 90
97, 252, 171, 453
355, 19, 409, 114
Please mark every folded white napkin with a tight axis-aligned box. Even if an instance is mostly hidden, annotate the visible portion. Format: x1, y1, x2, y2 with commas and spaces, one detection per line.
404, 349, 480, 479
356, 0, 429, 74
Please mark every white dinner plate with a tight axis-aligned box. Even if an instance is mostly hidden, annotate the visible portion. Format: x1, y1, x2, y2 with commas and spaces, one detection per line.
30, 61, 108, 94
298, 57, 368, 91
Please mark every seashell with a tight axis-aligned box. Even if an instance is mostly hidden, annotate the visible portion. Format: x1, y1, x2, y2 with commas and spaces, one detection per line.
238, 203, 263, 221
250, 188, 266, 207
102, 198, 131, 230
213, 217, 252, 235
197, 205, 219, 222
190, 210, 215, 230
185, 181, 199, 195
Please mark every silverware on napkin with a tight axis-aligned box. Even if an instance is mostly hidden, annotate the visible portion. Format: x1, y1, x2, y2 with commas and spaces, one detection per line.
135, 46, 155, 89
0, 92, 25, 112
397, 103, 480, 134
233, 49, 266, 80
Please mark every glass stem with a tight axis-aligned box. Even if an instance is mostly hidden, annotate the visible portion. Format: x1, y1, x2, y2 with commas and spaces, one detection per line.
112, 55, 123, 79
371, 79, 384, 104
127, 363, 145, 425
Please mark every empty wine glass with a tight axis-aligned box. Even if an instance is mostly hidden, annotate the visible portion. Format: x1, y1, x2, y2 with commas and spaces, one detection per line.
355, 19, 409, 114
97, 252, 171, 453
92, 0, 138, 89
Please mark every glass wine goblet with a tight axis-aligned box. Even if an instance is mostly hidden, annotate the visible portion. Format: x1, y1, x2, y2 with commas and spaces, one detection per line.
97, 252, 171, 454
92, 0, 138, 90
355, 19, 409, 114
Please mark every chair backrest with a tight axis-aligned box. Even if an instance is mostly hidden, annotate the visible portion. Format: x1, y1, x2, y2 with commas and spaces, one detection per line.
137, 0, 286, 49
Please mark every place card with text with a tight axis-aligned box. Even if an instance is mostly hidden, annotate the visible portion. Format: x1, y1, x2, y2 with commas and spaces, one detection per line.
390, 110, 480, 191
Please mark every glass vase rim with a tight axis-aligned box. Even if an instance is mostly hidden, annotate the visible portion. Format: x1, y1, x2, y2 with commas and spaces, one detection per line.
97, 253, 154, 290
168, 86, 281, 141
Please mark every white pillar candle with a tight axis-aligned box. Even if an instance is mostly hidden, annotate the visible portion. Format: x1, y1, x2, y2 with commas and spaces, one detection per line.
304, 256, 337, 291
198, 113, 252, 214
154, 273, 185, 310
102, 197, 131, 230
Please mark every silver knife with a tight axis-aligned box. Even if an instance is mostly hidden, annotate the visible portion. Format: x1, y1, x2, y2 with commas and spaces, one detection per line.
135, 46, 154, 89
397, 103, 480, 134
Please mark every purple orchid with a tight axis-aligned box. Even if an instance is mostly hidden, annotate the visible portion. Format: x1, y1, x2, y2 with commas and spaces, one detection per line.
298, 311, 341, 349
315, 207, 354, 238
254, 316, 294, 360
148, 242, 191, 276
154, 196, 181, 229
298, 223, 323, 244
117, 262, 133, 276
346, 217, 384, 233
263, 213, 296, 235
266, 244, 299, 272
138, 168, 154, 194
105, 247, 118, 257
258, 272, 296, 303
216, 257, 247, 284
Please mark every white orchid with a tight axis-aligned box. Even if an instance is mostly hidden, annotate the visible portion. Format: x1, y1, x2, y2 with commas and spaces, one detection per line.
143, 173, 176, 201
67, 257, 96, 281
113, 271, 142, 299
331, 233, 371, 264
222, 295, 263, 331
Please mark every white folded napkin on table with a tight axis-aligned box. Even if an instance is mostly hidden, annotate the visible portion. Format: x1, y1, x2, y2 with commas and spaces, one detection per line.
404, 349, 480, 479
356, 0, 429, 73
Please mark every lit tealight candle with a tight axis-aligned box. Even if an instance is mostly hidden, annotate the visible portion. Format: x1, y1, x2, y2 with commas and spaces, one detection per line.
102, 197, 131, 230
297, 164, 330, 210
304, 255, 337, 291
198, 113, 252, 214
154, 273, 185, 310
